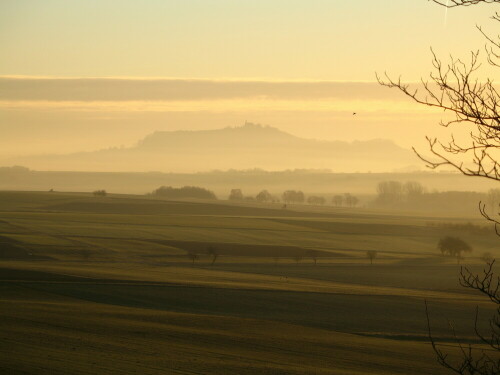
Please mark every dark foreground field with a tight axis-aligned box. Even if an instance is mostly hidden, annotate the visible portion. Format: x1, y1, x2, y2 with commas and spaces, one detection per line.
0, 191, 498, 374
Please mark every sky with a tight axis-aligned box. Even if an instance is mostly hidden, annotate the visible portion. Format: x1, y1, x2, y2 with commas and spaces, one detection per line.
0, 0, 498, 168
0, 0, 495, 79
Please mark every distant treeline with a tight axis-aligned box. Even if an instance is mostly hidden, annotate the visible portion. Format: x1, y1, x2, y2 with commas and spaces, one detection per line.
1, 166, 498, 198
92, 189, 107, 197
2, 166, 497, 215
129, 181, 498, 215
373, 180, 498, 215
228, 188, 359, 206
426, 221, 490, 235
151, 186, 217, 200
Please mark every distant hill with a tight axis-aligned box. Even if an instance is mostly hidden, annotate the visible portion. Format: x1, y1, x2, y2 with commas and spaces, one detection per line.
7, 123, 417, 172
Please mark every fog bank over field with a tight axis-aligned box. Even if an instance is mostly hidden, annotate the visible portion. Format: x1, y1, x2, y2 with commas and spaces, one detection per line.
6, 123, 419, 173
1, 165, 496, 196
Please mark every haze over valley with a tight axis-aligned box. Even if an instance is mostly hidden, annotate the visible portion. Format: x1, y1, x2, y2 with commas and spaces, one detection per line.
7, 123, 419, 173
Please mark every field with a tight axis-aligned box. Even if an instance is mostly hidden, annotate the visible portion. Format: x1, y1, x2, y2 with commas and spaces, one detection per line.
1, 191, 499, 374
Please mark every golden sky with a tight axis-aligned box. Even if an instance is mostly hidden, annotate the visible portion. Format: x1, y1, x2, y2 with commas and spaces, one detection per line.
0, 1, 495, 79
0, 1, 497, 163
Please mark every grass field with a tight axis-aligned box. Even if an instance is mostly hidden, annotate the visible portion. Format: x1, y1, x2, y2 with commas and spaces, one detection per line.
1, 191, 498, 374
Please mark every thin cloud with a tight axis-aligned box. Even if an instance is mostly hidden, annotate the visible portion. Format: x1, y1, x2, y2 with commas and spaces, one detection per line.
0, 77, 408, 102
0, 99, 436, 114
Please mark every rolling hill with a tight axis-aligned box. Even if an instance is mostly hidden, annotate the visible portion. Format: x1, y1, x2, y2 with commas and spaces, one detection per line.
8, 123, 417, 172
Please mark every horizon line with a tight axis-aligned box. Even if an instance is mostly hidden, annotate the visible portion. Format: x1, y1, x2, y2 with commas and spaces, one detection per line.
0, 75, 401, 84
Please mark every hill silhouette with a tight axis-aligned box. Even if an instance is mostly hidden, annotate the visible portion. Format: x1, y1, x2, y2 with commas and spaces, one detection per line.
8, 123, 416, 172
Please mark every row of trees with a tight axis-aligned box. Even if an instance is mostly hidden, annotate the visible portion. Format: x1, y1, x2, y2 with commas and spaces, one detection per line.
187, 246, 219, 265
186, 246, 379, 266
152, 185, 217, 200
374, 181, 495, 216
229, 188, 278, 202
376, 180, 425, 204
333, 193, 359, 207
282, 190, 305, 204
377, 181, 500, 210
189, 237, 479, 268
486, 188, 500, 213
92, 189, 107, 197
229, 188, 359, 206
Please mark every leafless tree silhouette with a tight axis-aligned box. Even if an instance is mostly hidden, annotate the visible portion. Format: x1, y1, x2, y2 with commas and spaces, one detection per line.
293, 254, 303, 264
482, 252, 494, 262
187, 251, 199, 266
431, 0, 500, 7
378, 1, 500, 373
93, 189, 107, 197
378, 0, 500, 228
426, 261, 500, 375
306, 249, 320, 265
366, 250, 378, 265
332, 194, 343, 207
207, 246, 218, 265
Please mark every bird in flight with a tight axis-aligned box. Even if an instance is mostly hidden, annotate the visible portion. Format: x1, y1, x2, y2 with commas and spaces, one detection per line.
353, 112, 357, 115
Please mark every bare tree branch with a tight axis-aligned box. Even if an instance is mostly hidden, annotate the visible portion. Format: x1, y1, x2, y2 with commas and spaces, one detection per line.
426, 262, 500, 374
377, 48, 500, 181
479, 201, 500, 235
380, 1, 500, 373
431, 0, 500, 7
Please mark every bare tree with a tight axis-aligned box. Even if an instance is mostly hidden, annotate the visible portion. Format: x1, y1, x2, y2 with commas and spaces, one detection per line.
344, 193, 359, 207
256, 189, 273, 203
430, 0, 500, 7
378, 1, 500, 373
487, 189, 500, 214
293, 254, 303, 265
404, 181, 425, 200
426, 260, 500, 375
306, 249, 320, 265
481, 251, 494, 262
283, 190, 305, 204
366, 250, 378, 265
207, 246, 218, 265
332, 194, 343, 207
377, 2, 500, 220
187, 251, 199, 266
307, 196, 326, 205
229, 188, 244, 201
376, 181, 403, 205
350, 195, 359, 207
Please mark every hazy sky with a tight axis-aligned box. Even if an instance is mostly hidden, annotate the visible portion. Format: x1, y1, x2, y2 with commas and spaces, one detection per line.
1, 0, 495, 79
0, 0, 498, 166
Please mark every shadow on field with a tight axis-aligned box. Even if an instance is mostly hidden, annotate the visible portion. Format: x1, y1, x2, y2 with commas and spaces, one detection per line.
1, 267, 486, 343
